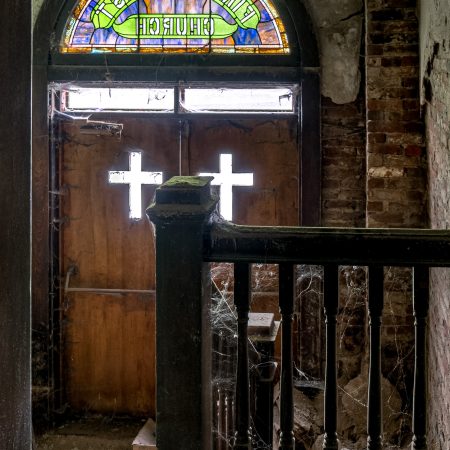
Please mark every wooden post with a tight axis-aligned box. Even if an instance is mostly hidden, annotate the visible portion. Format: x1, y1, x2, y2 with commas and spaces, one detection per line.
147, 176, 218, 450
0, 0, 32, 447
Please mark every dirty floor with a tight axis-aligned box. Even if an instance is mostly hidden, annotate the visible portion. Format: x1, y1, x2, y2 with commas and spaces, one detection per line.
35, 416, 145, 450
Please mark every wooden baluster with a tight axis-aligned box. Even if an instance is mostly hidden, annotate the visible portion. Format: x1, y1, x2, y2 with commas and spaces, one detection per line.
367, 266, 384, 450
214, 331, 222, 450
233, 262, 252, 449
323, 264, 339, 450
228, 393, 235, 446
279, 263, 295, 449
411, 266, 429, 450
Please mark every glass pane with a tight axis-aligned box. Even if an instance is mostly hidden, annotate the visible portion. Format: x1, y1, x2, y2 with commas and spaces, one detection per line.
62, 87, 175, 112
60, 0, 289, 54
181, 87, 295, 113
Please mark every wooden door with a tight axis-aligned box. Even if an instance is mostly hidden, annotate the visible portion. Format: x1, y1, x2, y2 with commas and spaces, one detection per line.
61, 118, 179, 416
59, 115, 298, 417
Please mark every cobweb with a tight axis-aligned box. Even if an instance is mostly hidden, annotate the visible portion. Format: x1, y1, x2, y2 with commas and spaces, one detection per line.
209, 263, 413, 449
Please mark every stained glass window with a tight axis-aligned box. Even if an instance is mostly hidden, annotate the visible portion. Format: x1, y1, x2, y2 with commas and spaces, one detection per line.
61, 0, 289, 54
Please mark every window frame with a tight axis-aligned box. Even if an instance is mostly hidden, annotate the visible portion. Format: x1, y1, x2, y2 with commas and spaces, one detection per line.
52, 81, 300, 117
49, 0, 303, 82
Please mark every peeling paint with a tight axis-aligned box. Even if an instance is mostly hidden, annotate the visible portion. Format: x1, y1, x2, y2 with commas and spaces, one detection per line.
303, 0, 363, 104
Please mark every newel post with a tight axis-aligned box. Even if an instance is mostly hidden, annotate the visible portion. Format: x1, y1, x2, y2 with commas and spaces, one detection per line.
147, 176, 218, 450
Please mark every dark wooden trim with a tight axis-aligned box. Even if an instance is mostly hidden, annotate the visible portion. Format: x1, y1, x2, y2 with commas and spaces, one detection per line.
48, 65, 302, 83
0, 0, 32, 446
206, 221, 450, 266
291, 0, 320, 68
32, 68, 50, 328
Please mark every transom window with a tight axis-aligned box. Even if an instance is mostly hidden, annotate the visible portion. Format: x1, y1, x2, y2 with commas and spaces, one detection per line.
58, 84, 297, 113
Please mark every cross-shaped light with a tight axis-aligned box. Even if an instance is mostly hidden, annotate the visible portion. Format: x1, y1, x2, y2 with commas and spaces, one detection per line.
199, 153, 253, 220
108, 151, 162, 220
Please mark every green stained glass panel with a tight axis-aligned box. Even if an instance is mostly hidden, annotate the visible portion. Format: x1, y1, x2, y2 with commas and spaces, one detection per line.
61, 0, 289, 53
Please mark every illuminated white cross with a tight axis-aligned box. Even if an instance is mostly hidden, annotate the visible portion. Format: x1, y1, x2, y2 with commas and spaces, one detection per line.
108, 151, 162, 220
199, 153, 253, 221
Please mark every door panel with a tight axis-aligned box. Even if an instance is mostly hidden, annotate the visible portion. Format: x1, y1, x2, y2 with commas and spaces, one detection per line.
61, 118, 179, 415
64, 293, 155, 414
188, 118, 299, 225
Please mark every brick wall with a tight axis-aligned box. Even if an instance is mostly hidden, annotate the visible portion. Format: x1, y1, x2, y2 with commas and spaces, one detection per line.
320, 2, 428, 414
366, 0, 426, 228
420, 0, 450, 447
321, 95, 367, 228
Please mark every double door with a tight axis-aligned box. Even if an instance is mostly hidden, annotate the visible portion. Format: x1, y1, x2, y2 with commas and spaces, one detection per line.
60, 116, 298, 415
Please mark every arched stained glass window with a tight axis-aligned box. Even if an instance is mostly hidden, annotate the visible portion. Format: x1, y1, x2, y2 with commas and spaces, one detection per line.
61, 0, 289, 54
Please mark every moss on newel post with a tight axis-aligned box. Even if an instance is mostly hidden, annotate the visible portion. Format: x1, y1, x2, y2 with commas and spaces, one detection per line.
146, 176, 218, 450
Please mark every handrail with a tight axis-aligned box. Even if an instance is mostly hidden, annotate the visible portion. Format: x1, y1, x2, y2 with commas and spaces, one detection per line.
147, 176, 440, 450
206, 221, 450, 266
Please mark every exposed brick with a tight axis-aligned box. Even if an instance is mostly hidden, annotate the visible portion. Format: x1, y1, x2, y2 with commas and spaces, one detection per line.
368, 32, 418, 46
368, 178, 385, 189
371, 143, 404, 154
367, 43, 419, 56
368, 132, 387, 143
368, 99, 403, 111
404, 145, 424, 157
367, 201, 384, 212
367, 120, 407, 133
366, 0, 425, 231
367, 86, 419, 100
402, 99, 419, 110
321, 96, 366, 228
370, 9, 404, 21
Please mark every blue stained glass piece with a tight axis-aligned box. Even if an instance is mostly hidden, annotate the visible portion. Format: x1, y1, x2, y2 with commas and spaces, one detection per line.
80, 3, 95, 22
187, 38, 210, 45
117, 2, 139, 22
73, 22, 95, 43
137, 0, 148, 12
92, 27, 119, 44
163, 38, 184, 45
259, 9, 271, 22
117, 36, 138, 45
210, 2, 234, 23
140, 38, 164, 45
233, 27, 260, 45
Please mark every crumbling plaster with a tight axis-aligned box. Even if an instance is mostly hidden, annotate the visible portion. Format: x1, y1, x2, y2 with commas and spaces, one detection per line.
302, 0, 363, 104
33, 0, 363, 105
419, 0, 450, 104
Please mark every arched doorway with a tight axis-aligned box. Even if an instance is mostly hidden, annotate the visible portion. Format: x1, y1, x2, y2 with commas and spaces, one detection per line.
32, 0, 320, 423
